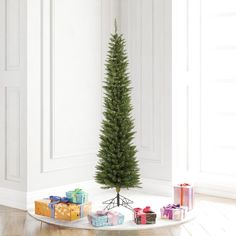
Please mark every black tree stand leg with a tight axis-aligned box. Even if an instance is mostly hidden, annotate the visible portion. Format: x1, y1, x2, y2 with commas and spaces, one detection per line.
117, 192, 120, 206
103, 193, 134, 211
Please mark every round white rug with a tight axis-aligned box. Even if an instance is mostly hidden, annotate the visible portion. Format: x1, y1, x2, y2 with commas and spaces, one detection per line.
28, 191, 196, 230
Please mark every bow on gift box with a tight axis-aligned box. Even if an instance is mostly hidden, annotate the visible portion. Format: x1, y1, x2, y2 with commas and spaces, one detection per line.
48, 196, 69, 218
134, 208, 147, 224
73, 188, 83, 194
66, 188, 83, 197
163, 204, 180, 219
96, 210, 107, 216
179, 183, 190, 187
143, 206, 151, 213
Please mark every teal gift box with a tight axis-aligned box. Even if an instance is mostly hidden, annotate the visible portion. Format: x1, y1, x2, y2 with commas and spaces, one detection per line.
88, 210, 124, 227
66, 188, 88, 204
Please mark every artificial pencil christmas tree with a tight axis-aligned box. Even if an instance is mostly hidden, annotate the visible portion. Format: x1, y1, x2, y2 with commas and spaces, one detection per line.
95, 21, 141, 210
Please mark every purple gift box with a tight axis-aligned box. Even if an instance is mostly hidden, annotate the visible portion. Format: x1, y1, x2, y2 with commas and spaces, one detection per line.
160, 204, 186, 221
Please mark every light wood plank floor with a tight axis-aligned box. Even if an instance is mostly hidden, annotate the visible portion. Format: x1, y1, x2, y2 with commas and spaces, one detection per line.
0, 194, 236, 236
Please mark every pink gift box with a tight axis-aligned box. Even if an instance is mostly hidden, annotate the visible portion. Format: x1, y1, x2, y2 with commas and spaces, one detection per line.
88, 210, 124, 227
174, 183, 194, 211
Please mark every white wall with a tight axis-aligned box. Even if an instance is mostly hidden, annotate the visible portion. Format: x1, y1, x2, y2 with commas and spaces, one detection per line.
120, 0, 172, 182
0, 0, 27, 192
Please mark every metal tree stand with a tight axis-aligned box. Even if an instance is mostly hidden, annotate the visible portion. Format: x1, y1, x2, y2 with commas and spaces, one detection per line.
103, 192, 134, 211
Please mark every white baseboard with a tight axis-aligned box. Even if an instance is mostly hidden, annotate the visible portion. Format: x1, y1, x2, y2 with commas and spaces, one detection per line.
195, 173, 236, 199
1, 178, 172, 210
195, 184, 236, 200
0, 187, 27, 210
2, 178, 235, 211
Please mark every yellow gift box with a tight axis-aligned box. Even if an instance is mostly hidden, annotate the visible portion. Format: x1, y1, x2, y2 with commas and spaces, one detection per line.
35, 199, 91, 221
35, 199, 51, 218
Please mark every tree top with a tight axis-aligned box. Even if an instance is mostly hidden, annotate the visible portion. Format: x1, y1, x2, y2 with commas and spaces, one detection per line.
114, 18, 118, 34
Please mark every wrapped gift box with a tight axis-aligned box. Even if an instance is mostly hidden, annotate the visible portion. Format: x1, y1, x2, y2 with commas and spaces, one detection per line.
134, 206, 156, 224
35, 197, 91, 221
55, 202, 91, 221
174, 183, 194, 210
35, 199, 51, 218
88, 211, 124, 227
160, 204, 186, 221
66, 188, 88, 204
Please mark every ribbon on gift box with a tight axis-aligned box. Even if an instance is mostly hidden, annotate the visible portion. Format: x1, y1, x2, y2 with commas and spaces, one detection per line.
134, 208, 146, 224
179, 183, 190, 206
48, 196, 69, 218
80, 203, 88, 218
164, 208, 172, 219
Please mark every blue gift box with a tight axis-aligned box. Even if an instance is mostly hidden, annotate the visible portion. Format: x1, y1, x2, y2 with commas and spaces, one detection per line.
88, 211, 124, 227
66, 188, 88, 204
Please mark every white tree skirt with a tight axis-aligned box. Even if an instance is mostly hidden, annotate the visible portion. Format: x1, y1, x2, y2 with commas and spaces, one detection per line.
28, 191, 196, 231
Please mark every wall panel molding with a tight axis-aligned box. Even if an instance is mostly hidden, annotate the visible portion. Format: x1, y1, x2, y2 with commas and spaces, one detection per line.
0, 0, 5, 70
172, 0, 202, 180
5, 87, 21, 182
139, 0, 165, 164
0, 0, 21, 71
140, 0, 154, 151
121, 0, 172, 180
186, 85, 190, 171
0, 0, 25, 192
40, 0, 103, 172
6, 0, 21, 71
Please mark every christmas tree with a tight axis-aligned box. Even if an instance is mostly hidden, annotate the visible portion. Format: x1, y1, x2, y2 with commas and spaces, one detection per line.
95, 21, 141, 210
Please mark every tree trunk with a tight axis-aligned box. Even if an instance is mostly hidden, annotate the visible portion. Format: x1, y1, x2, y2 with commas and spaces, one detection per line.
116, 187, 120, 207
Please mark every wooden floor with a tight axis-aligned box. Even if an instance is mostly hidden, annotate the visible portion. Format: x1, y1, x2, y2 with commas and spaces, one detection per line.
0, 194, 236, 236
